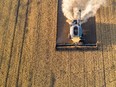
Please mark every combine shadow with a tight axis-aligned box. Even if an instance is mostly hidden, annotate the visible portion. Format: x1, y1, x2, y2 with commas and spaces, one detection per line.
96, 23, 116, 51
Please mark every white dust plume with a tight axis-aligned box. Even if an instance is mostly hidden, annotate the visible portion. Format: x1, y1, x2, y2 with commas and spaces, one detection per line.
62, 0, 107, 24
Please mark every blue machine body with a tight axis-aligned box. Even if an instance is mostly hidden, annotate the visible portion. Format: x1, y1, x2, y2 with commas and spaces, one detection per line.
69, 20, 83, 39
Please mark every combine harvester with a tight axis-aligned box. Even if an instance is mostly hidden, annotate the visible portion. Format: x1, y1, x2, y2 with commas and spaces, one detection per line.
56, 1, 98, 50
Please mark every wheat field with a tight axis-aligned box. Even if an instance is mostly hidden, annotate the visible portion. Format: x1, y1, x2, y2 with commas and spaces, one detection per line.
0, 0, 116, 87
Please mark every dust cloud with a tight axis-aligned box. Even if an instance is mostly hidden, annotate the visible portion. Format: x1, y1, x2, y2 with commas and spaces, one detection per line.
62, 0, 107, 24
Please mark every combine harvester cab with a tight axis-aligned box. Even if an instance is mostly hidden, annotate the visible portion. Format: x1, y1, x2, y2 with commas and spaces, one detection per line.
69, 20, 85, 45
